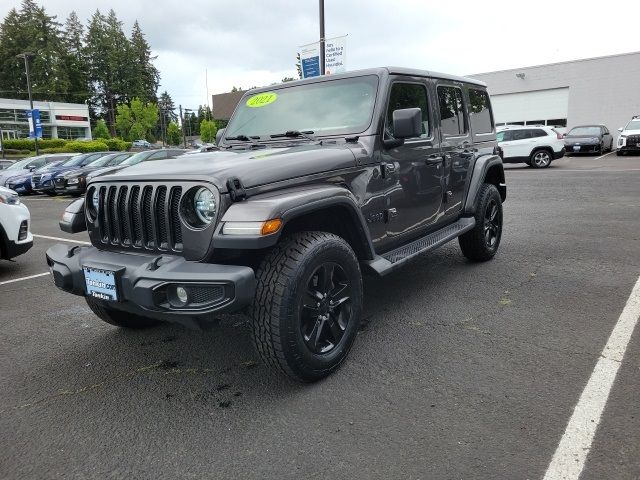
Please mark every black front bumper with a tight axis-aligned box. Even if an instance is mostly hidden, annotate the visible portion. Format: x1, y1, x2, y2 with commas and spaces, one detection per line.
3, 239, 32, 259
45, 244, 256, 321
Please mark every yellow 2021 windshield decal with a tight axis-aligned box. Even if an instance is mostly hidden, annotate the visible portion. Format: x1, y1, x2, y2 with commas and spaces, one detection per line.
246, 92, 278, 108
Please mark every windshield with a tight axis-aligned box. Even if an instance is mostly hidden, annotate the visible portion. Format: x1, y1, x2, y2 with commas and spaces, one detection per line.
61, 154, 87, 167
568, 126, 601, 136
225, 75, 379, 140
36, 161, 64, 172
5, 158, 35, 170
88, 155, 118, 168
119, 151, 150, 166
625, 119, 640, 131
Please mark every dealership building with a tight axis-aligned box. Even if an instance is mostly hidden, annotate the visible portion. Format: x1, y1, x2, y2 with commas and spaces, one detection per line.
470, 51, 640, 139
0, 98, 91, 141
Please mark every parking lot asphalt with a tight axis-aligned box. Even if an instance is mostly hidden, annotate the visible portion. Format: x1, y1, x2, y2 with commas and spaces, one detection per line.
1, 152, 639, 479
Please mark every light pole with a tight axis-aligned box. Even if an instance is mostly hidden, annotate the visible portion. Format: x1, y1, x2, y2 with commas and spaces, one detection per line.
319, 0, 325, 75
16, 52, 38, 155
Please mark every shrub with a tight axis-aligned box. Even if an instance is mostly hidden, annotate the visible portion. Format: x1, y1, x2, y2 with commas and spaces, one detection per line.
2, 138, 68, 151
104, 138, 130, 151
63, 140, 109, 153
41, 147, 72, 154
92, 119, 111, 140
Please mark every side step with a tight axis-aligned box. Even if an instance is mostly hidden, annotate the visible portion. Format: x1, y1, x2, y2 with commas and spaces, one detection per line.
364, 217, 476, 276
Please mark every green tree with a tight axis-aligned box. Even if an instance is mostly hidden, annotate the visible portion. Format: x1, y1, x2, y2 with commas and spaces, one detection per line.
129, 20, 159, 102
281, 76, 295, 83
200, 119, 218, 143
296, 52, 302, 79
92, 119, 110, 139
166, 122, 181, 146
0, 1, 71, 103
62, 11, 89, 103
115, 97, 158, 141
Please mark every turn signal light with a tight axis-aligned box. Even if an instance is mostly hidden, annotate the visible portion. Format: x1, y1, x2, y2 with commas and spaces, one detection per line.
261, 219, 282, 235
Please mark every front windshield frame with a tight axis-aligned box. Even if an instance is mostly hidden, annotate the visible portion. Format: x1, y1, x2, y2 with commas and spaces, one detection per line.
224, 74, 380, 143
567, 126, 601, 136
88, 155, 118, 168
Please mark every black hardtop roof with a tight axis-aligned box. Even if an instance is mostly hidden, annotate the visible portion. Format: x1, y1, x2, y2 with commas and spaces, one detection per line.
246, 66, 486, 95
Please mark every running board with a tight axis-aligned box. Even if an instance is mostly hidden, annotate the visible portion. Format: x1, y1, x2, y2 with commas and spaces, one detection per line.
364, 217, 476, 276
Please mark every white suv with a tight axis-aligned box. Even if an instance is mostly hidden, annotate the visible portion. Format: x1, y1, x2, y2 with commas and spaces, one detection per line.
0, 186, 33, 260
616, 116, 640, 156
496, 125, 566, 168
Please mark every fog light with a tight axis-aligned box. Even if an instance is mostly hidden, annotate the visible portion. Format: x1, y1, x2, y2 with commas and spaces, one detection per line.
176, 286, 188, 304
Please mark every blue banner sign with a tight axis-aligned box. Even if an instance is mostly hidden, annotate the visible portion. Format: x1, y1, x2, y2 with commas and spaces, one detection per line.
27, 109, 42, 139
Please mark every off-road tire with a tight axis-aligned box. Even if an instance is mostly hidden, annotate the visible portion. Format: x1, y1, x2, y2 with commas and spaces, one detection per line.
459, 183, 503, 262
251, 231, 363, 382
86, 297, 161, 329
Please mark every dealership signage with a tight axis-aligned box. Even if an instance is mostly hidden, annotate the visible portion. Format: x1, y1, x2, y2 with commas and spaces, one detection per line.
27, 109, 42, 139
299, 35, 347, 79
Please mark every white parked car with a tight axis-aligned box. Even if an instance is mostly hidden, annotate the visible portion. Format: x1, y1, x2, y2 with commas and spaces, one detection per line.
0, 186, 33, 260
616, 116, 640, 156
496, 125, 566, 168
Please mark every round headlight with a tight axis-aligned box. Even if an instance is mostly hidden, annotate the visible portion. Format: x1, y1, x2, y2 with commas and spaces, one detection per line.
194, 187, 216, 224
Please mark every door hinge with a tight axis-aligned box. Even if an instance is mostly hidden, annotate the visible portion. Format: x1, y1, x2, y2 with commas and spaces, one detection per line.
226, 177, 247, 202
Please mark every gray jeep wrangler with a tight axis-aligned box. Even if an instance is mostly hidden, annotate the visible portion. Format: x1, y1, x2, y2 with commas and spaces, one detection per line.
47, 67, 506, 382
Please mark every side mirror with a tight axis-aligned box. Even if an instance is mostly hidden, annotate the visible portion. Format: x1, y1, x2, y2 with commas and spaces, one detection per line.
27, 164, 37, 171
393, 108, 422, 139
59, 198, 87, 234
215, 128, 226, 145
383, 108, 422, 149
618, 127, 624, 132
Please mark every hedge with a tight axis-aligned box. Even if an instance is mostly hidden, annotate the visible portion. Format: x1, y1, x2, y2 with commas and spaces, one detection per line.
104, 138, 132, 151
2, 138, 67, 151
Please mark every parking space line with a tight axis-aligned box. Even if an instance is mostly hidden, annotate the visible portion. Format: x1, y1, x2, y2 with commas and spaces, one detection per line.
593, 151, 615, 161
0, 272, 49, 286
33, 234, 90, 245
543, 274, 640, 480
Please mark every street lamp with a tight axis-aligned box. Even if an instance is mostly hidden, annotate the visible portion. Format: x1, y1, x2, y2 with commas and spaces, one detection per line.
16, 52, 38, 155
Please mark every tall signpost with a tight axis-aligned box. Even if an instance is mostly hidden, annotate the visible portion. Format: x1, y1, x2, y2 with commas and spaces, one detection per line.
16, 52, 38, 155
319, 0, 325, 76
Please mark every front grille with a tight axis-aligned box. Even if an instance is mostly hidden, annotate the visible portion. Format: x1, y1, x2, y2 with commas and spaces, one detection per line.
627, 135, 640, 147
93, 183, 185, 253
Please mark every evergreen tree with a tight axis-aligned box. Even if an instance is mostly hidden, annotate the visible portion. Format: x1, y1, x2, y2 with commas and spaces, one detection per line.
129, 20, 159, 102
156, 90, 176, 143
62, 11, 89, 103
0, 1, 70, 102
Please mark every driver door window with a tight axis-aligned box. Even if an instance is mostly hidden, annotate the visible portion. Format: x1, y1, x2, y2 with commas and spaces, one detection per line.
385, 83, 430, 140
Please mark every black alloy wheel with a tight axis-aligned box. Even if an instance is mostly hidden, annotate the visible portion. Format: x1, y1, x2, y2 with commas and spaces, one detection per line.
484, 198, 500, 249
300, 262, 353, 354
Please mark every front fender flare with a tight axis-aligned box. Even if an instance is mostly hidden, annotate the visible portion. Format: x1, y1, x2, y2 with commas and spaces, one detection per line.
212, 184, 375, 258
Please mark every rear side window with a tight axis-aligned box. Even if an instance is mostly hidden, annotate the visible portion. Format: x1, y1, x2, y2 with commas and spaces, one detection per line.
385, 82, 431, 139
511, 130, 531, 141
468, 89, 493, 134
148, 151, 167, 160
438, 86, 467, 136
531, 129, 548, 138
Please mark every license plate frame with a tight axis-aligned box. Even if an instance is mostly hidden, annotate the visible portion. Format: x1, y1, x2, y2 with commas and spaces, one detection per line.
83, 265, 119, 301
573, 145, 581, 151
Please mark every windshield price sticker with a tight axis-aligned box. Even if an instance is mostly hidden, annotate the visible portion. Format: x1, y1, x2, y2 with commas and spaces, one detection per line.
246, 92, 278, 108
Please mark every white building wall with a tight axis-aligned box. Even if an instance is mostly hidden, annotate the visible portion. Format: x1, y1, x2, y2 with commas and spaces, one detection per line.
470, 51, 640, 141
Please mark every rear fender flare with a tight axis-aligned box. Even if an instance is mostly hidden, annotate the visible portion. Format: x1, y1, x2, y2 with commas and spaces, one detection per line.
464, 154, 506, 215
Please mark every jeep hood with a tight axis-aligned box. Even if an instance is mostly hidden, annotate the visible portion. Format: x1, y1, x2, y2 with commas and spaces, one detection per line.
94, 144, 358, 192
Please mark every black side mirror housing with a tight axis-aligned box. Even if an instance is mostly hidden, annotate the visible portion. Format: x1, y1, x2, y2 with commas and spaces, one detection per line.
383, 108, 422, 149
215, 128, 226, 145
27, 164, 36, 171
59, 198, 87, 234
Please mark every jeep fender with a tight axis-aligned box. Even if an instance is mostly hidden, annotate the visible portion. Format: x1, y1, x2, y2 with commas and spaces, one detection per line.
212, 184, 375, 259
463, 154, 506, 215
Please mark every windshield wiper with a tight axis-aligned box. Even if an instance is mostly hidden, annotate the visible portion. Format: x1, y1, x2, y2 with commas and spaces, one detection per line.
270, 130, 316, 141
225, 134, 260, 141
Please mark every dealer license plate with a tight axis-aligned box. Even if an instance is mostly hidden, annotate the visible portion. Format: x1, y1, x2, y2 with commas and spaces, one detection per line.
573, 145, 581, 151
83, 266, 118, 301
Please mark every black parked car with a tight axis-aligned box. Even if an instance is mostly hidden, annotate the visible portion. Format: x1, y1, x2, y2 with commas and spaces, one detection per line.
48, 67, 506, 382
564, 125, 614, 155
61, 152, 132, 196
